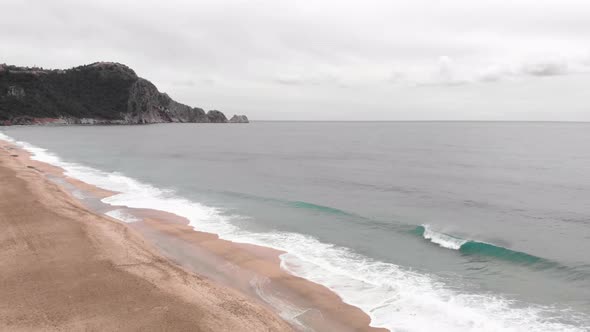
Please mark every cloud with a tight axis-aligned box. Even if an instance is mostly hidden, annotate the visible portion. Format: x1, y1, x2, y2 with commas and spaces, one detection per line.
394, 55, 589, 87
522, 60, 568, 76
2, 0, 590, 120
274, 75, 313, 86
437, 56, 455, 82
475, 64, 512, 82
171, 79, 196, 87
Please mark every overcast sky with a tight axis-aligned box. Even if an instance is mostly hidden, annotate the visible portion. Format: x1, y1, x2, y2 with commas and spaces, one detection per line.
2, 0, 590, 120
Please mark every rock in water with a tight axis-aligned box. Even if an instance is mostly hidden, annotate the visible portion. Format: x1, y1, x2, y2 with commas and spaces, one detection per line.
207, 110, 228, 123
229, 115, 249, 123
0, 62, 242, 125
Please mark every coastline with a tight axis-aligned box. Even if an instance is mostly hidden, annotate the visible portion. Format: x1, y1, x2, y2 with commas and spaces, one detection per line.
0, 139, 291, 331
0, 137, 385, 331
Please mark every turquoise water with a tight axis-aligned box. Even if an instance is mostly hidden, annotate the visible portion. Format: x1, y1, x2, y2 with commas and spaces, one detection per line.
3, 122, 590, 331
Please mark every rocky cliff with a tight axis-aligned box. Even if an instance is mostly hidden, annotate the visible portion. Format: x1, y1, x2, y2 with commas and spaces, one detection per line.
0, 62, 245, 125
229, 114, 249, 123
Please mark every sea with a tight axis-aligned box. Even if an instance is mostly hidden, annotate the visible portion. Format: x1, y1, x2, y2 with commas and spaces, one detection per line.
2, 121, 589, 332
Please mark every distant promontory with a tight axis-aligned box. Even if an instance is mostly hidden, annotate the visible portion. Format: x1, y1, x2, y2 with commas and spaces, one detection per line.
0, 62, 248, 125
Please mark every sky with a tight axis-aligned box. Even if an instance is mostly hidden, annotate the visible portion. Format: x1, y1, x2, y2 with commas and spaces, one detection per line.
2, 0, 590, 120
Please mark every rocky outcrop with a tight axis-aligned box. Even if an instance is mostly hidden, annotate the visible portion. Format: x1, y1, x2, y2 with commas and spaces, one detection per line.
229, 114, 249, 123
0, 62, 243, 125
206, 110, 227, 123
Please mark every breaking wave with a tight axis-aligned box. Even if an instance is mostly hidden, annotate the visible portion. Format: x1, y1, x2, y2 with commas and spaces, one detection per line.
412, 225, 555, 266
2, 131, 588, 332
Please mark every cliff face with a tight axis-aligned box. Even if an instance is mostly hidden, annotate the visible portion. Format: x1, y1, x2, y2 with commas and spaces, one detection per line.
0, 62, 239, 125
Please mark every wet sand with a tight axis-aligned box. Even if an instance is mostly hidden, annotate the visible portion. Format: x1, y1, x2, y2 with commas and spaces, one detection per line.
0, 142, 291, 331
0, 139, 386, 332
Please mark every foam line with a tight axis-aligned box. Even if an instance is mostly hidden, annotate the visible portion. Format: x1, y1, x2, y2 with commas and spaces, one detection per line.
105, 209, 140, 223
2, 131, 587, 332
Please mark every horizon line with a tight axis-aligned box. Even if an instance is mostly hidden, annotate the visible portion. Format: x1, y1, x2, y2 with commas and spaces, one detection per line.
249, 120, 590, 123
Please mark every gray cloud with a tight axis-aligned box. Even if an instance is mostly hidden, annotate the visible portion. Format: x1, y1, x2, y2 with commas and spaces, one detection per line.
2, 0, 590, 120
522, 61, 569, 77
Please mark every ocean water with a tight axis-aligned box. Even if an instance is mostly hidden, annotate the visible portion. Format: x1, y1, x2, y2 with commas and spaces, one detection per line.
2, 122, 590, 331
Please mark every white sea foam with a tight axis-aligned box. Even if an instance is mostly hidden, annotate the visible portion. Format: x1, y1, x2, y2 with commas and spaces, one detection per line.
105, 209, 140, 223
422, 224, 468, 250
250, 276, 313, 331
2, 131, 587, 332
71, 189, 86, 200
0, 132, 16, 143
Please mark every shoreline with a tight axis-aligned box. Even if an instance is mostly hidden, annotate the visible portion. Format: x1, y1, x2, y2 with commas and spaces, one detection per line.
0, 139, 291, 331
0, 137, 386, 332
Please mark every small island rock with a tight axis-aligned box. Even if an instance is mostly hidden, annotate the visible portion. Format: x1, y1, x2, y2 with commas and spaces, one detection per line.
229, 115, 249, 123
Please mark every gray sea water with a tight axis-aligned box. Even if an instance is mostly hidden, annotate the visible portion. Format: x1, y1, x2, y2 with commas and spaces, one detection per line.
2, 122, 590, 331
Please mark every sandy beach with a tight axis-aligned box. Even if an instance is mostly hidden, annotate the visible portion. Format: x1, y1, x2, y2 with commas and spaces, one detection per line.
0, 139, 384, 331
0, 142, 292, 331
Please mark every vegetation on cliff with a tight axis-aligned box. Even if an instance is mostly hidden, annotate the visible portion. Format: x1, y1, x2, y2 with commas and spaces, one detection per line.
0, 62, 245, 124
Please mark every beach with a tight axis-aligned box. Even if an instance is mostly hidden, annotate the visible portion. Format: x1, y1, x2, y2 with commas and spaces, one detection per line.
0, 141, 294, 331
0, 137, 381, 331
2, 122, 589, 332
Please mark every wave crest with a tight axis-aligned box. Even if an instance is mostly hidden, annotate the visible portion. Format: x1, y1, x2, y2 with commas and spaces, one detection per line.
3, 131, 588, 332
413, 225, 550, 266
